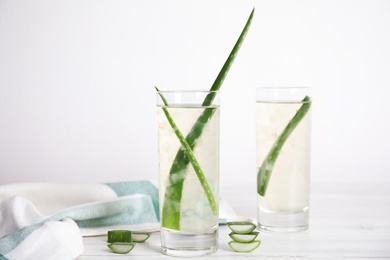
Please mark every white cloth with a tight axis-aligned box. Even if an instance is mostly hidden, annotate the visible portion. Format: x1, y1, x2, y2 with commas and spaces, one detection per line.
0, 183, 119, 215
0, 181, 237, 260
0, 181, 159, 260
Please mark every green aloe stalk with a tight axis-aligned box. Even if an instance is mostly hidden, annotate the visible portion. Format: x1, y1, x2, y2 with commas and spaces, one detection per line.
160, 8, 255, 230
257, 96, 311, 196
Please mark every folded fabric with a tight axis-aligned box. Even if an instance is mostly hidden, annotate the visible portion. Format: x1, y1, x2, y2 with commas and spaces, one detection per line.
0, 181, 159, 260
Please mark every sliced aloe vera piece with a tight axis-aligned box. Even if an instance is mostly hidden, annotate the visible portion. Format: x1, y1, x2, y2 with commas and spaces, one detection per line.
229, 231, 259, 243
227, 221, 257, 234
228, 240, 261, 253
132, 231, 151, 243
107, 230, 132, 243
107, 242, 135, 254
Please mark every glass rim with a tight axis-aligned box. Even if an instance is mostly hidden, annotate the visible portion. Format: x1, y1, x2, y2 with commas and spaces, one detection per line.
156, 90, 219, 94
256, 86, 311, 102
256, 86, 310, 90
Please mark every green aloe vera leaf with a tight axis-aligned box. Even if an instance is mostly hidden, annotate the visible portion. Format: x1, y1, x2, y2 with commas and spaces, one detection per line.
203, 7, 255, 105
156, 88, 219, 217
132, 232, 151, 243
161, 7, 255, 231
229, 231, 259, 243
228, 240, 261, 253
107, 242, 135, 254
107, 230, 132, 243
160, 105, 217, 229
227, 221, 257, 234
257, 96, 311, 196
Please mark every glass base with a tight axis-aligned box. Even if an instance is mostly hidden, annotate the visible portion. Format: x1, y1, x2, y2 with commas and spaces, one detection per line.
257, 207, 309, 232
160, 228, 218, 257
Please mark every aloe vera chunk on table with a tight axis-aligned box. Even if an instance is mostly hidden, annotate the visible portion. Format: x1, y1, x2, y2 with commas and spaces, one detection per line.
227, 221, 257, 234
229, 232, 259, 243
228, 240, 261, 253
107, 242, 135, 254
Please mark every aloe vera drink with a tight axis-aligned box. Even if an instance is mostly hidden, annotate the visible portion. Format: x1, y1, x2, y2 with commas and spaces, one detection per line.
157, 90, 220, 257
256, 87, 311, 232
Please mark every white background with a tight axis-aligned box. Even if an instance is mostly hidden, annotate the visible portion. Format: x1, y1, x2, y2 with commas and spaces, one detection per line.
1, 0, 389, 188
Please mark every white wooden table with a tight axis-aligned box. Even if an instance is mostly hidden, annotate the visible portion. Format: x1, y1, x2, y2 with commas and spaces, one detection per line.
78, 182, 390, 259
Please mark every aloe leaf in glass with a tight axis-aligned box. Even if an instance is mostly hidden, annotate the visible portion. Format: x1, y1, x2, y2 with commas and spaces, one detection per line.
159, 8, 255, 230
257, 96, 311, 196
155, 87, 219, 216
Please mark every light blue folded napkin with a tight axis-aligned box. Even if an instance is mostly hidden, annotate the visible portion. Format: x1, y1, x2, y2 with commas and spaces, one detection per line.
0, 181, 159, 260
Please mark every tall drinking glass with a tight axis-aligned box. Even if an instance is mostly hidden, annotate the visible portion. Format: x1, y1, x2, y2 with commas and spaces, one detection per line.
256, 87, 312, 232
156, 90, 220, 256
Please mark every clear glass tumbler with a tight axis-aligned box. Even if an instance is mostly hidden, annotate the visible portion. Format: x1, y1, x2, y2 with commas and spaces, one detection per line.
256, 87, 312, 232
156, 90, 220, 256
